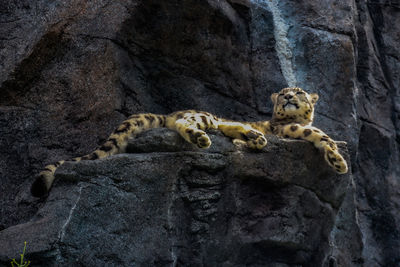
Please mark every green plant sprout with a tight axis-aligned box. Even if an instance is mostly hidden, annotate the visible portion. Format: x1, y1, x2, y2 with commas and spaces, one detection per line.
10, 241, 30, 267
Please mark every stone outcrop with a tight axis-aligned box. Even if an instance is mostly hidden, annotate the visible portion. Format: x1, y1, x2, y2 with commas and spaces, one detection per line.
0, 0, 399, 266
0, 130, 353, 266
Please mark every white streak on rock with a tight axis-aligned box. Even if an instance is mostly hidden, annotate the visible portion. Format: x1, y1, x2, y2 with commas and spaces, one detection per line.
256, 0, 297, 87
59, 185, 83, 242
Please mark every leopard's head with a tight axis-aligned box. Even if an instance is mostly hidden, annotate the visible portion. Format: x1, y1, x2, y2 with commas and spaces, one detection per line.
271, 87, 319, 125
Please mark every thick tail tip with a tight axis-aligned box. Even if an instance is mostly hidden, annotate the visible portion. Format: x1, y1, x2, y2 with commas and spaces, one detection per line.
31, 175, 49, 197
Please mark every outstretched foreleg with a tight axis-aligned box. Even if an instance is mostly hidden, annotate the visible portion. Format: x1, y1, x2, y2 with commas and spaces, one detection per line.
279, 124, 348, 174
217, 120, 267, 149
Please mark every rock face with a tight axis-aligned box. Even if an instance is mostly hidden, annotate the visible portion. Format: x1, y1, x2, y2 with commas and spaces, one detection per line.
0, 130, 352, 266
0, 0, 399, 266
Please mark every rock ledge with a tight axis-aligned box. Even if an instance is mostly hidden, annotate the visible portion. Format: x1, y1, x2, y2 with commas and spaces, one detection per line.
0, 129, 352, 266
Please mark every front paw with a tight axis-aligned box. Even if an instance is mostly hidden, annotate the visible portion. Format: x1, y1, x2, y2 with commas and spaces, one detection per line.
244, 130, 267, 149
324, 147, 348, 174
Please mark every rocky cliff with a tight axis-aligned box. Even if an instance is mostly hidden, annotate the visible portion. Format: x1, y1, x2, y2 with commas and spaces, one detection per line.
0, 0, 399, 266
0, 130, 353, 266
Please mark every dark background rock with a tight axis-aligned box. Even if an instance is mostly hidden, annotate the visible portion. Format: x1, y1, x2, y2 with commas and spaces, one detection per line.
0, 0, 399, 266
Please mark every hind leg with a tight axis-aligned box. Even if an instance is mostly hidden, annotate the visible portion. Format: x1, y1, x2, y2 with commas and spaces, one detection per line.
174, 118, 212, 148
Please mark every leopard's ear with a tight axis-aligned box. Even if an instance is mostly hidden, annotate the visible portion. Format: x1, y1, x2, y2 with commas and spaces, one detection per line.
271, 93, 278, 104
310, 93, 319, 104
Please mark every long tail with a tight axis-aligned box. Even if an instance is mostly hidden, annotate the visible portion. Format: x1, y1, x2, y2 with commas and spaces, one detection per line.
31, 113, 167, 197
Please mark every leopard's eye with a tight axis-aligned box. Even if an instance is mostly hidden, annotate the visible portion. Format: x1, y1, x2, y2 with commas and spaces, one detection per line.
278, 93, 284, 97
296, 91, 304, 95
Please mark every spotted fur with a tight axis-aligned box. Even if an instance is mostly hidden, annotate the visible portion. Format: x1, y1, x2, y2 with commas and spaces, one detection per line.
31, 87, 348, 197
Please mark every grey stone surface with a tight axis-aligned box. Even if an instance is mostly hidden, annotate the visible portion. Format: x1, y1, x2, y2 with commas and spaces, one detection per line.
0, 131, 352, 266
0, 0, 399, 266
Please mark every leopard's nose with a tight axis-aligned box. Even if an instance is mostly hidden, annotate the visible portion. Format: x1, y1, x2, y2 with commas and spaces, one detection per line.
284, 94, 293, 99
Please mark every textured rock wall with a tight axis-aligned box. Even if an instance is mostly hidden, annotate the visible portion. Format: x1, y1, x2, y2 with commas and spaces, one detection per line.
0, 0, 399, 266
0, 130, 352, 266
